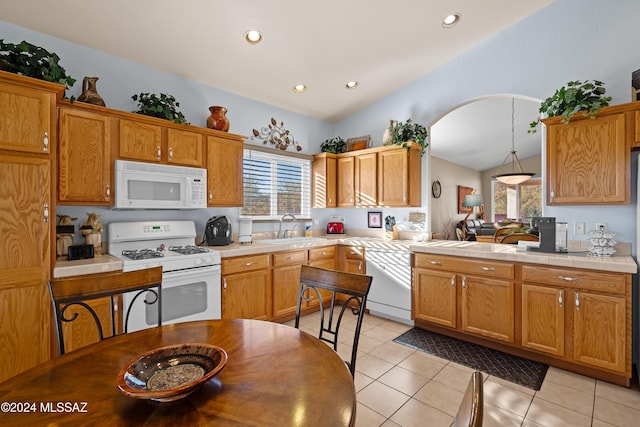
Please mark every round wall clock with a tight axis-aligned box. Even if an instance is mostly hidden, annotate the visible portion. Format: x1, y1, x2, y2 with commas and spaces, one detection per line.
432, 180, 442, 198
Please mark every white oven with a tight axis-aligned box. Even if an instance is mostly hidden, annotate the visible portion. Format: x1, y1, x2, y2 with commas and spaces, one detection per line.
125, 264, 221, 332
108, 221, 222, 333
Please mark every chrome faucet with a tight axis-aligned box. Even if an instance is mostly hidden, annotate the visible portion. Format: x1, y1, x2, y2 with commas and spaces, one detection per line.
278, 213, 297, 238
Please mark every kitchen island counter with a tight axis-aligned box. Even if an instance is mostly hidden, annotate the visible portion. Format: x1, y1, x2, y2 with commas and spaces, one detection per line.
409, 240, 637, 274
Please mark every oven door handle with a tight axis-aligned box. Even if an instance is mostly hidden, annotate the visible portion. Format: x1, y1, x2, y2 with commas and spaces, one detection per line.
162, 265, 221, 279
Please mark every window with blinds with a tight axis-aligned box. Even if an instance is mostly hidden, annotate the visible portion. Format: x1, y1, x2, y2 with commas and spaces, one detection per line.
241, 148, 311, 219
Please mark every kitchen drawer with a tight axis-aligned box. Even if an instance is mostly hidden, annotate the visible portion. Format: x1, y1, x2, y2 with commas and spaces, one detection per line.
308, 246, 336, 261
222, 254, 270, 275
414, 253, 514, 280
273, 250, 307, 267
522, 265, 626, 294
343, 246, 365, 260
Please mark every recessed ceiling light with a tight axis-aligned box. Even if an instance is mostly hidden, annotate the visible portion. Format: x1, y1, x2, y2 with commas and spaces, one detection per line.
442, 13, 461, 28
244, 30, 263, 44
293, 84, 307, 93
345, 81, 359, 89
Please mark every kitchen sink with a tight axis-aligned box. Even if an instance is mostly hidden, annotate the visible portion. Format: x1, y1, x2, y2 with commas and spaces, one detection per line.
258, 237, 328, 244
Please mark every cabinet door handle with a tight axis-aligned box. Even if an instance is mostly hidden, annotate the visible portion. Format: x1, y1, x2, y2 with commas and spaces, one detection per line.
550, 188, 555, 202
243, 262, 255, 267
43, 132, 49, 152
223, 278, 227, 290
558, 290, 563, 307
105, 184, 111, 200
575, 293, 580, 310
451, 275, 456, 287
558, 275, 579, 282
462, 276, 467, 289
286, 256, 294, 260
168, 147, 173, 161
209, 191, 213, 203
358, 262, 362, 272
480, 266, 495, 271
157, 145, 161, 160
320, 251, 327, 255
429, 261, 441, 265
43, 203, 49, 223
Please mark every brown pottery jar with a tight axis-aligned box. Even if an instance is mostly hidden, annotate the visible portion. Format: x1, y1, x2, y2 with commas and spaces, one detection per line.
206, 106, 230, 132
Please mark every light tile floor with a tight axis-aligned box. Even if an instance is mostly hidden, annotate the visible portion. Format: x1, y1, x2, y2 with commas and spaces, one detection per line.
285, 311, 640, 427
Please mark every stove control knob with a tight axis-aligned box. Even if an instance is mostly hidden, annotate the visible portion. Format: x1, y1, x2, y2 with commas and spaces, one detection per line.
194, 258, 203, 266
203, 256, 214, 265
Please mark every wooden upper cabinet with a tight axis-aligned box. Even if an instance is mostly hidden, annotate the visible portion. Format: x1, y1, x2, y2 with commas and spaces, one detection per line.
337, 156, 355, 207
0, 73, 63, 154
312, 153, 337, 208
544, 103, 640, 205
167, 128, 204, 167
117, 118, 163, 162
58, 107, 112, 204
378, 145, 422, 207
355, 152, 377, 206
206, 135, 243, 207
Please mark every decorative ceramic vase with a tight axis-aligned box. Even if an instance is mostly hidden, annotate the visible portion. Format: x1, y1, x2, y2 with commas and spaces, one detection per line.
206, 106, 230, 132
77, 76, 106, 106
382, 119, 397, 145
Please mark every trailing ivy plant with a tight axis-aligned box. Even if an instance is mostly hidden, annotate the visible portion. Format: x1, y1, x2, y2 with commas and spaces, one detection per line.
131, 92, 189, 124
320, 136, 346, 154
0, 39, 76, 97
528, 80, 612, 133
391, 118, 428, 157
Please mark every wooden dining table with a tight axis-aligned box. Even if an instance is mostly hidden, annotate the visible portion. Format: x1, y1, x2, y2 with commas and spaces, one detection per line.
0, 319, 356, 426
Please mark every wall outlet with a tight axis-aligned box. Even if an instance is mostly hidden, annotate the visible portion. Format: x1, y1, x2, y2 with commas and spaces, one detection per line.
574, 222, 585, 235
595, 222, 608, 231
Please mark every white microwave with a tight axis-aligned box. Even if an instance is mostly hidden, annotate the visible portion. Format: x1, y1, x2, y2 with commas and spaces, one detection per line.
114, 160, 207, 209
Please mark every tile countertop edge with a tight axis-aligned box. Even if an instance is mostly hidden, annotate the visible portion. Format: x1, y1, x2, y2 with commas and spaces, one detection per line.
53, 254, 123, 278
409, 242, 638, 274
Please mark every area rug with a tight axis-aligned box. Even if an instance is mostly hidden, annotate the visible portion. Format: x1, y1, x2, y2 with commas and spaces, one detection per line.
393, 328, 548, 390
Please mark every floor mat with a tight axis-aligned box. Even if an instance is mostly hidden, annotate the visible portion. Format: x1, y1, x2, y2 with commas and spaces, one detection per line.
393, 328, 548, 390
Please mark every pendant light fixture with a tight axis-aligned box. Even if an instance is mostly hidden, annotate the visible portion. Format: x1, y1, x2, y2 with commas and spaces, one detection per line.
492, 98, 535, 185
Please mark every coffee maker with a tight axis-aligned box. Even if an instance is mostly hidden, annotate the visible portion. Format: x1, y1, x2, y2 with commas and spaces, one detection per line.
529, 217, 568, 253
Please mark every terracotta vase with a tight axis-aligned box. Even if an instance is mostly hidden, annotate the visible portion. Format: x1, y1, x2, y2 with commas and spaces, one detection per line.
206, 106, 230, 132
77, 76, 106, 106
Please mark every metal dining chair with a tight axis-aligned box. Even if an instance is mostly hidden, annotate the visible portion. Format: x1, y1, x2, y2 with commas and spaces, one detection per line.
452, 371, 484, 427
48, 266, 162, 355
294, 265, 372, 377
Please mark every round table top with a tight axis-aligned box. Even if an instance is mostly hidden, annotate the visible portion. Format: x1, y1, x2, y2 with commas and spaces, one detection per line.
0, 319, 356, 426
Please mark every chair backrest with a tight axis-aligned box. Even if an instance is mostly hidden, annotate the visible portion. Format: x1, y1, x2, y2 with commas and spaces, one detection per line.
453, 371, 484, 427
294, 265, 372, 377
498, 233, 539, 244
48, 266, 162, 355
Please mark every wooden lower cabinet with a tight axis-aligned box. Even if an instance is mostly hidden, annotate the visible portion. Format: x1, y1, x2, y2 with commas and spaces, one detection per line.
521, 284, 565, 356
414, 253, 632, 385
337, 245, 365, 274
413, 268, 456, 328
460, 275, 514, 343
221, 254, 271, 320
272, 250, 307, 319
60, 297, 115, 353
571, 290, 626, 373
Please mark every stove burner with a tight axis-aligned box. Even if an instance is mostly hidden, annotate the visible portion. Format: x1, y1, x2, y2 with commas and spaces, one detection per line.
168, 245, 209, 255
122, 249, 165, 260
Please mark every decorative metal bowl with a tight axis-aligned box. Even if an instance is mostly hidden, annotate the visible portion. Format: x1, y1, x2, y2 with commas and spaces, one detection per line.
117, 343, 228, 402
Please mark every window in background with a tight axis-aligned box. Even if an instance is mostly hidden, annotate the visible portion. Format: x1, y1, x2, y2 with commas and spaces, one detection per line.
492, 177, 542, 223
241, 148, 311, 219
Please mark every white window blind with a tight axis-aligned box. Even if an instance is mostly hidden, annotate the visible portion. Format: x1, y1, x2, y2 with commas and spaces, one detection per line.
242, 148, 311, 219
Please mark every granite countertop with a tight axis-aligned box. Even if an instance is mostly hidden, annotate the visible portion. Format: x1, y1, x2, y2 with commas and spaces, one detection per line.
409, 240, 638, 274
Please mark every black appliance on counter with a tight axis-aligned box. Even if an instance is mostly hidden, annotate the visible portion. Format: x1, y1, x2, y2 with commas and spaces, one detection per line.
201, 216, 232, 246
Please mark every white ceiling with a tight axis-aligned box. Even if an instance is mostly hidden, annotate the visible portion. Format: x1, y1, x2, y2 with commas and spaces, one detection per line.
431, 96, 542, 171
1, 0, 554, 123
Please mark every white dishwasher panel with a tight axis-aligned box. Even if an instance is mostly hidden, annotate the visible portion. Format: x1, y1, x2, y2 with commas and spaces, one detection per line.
365, 249, 414, 326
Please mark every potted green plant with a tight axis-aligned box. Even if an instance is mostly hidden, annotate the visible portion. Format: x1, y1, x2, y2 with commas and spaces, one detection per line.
320, 136, 346, 154
131, 92, 189, 124
528, 80, 612, 133
0, 39, 76, 96
390, 118, 428, 157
